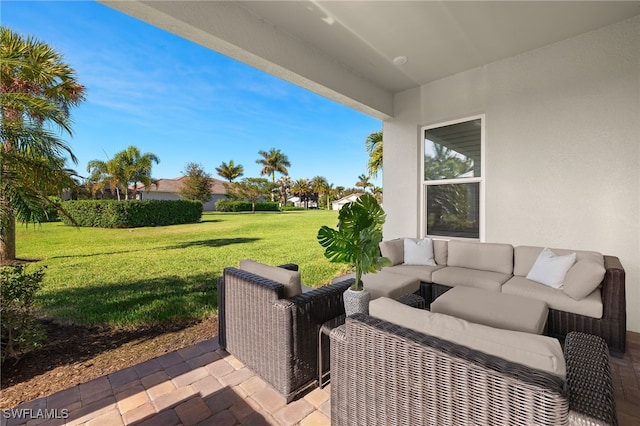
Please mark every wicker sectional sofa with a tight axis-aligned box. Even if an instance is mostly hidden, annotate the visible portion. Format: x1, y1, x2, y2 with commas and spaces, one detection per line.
330, 304, 617, 425
379, 239, 627, 354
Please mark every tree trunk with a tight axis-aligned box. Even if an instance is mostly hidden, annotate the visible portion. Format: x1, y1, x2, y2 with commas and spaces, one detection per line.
1, 136, 17, 264
0, 209, 16, 265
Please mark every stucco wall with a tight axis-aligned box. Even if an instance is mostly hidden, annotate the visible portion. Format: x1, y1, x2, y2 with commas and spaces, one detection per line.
383, 16, 640, 332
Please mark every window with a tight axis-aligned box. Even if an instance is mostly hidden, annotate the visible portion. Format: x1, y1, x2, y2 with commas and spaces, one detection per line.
422, 116, 484, 239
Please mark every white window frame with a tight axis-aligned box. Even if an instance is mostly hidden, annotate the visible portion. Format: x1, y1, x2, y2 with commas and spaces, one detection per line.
420, 114, 485, 241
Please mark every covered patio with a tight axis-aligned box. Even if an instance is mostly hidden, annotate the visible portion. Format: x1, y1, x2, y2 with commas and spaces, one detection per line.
10, 1, 636, 424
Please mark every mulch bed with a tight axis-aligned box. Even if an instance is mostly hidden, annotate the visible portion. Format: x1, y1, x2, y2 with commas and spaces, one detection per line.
1, 317, 217, 409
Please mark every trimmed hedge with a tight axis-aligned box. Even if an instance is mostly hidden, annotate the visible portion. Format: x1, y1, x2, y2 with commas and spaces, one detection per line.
215, 200, 279, 212
40, 196, 62, 222
59, 200, 203, 228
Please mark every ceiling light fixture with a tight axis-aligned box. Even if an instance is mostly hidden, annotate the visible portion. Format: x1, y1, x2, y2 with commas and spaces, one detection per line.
392, 56, 407, 65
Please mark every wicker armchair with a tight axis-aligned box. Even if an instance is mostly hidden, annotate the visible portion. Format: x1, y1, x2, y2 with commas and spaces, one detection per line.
331, 314, 617, 426
218, 264, 352, 402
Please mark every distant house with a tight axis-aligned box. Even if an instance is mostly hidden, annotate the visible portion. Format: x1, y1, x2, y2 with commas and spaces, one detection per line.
135, 177, 228, 211
332, 193, 363, 211
287, 195, 318, 209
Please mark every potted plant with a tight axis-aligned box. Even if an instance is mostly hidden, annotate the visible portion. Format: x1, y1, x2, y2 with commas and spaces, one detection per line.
317, 193, 391, 315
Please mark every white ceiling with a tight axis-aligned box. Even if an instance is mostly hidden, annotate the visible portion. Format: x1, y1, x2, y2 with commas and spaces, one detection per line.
101, 1, 639, 118
239, 1, 639, 92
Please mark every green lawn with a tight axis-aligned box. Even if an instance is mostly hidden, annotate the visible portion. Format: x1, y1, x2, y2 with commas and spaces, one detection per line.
16, 210, 347, 329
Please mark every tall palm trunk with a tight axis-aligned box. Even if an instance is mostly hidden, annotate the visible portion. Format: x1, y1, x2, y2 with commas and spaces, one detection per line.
1, 135, 17, 264
0, 201, 16, 264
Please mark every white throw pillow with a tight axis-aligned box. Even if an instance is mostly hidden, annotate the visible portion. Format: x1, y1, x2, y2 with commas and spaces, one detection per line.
403, 238, 436, 266
526, 247, 576, 289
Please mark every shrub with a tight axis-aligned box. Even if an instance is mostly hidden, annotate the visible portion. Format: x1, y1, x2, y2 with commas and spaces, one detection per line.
281, 206, 306, 211
215, 200, 279, 212
1, 265, 46, 363
59, 200, 203, 228
41, 196, 62, 222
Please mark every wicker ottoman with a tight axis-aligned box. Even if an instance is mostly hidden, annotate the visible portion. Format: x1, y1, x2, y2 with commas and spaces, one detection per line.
431, 286, 548, 334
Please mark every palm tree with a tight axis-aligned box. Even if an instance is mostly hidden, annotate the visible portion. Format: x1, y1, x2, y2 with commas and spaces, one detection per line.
86, 158, 126, 200
325, 183, 335, 210
355, 174, 372, 193
291, 178, 311, 209
256, 148, 291, 202
366, 130, 383, 178
86, 146, 159, 200
216, 160, 244, 182
256, 148, 291, 183
372, 186, 383, 204
310, 176, 329, 209
113, 146, 160, 199
1, 27, 86, 264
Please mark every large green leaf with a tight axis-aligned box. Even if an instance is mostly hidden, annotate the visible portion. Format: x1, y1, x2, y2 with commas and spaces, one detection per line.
316, 193, 390, 290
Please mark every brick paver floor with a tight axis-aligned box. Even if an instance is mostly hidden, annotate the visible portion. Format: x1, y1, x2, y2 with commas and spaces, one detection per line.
4, 331, 639, 425
3, 337, 330, 426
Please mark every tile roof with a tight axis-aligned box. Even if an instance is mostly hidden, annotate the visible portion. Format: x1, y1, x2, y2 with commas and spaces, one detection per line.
136, 177, 228, 194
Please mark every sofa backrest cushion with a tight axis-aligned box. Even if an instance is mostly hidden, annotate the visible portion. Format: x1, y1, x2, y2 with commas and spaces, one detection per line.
370, 297, 566, 379
514, 246, 605, 300
433, 239, 448, 266
563, 257, 606, 300
447, 241, 514, 274
379, 239, 404, 266
239, 259, 302, 298
514, 246, 603, 276
381, 238, 449, 266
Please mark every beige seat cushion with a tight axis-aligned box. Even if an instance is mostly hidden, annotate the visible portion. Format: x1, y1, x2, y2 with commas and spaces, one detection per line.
431, 286, 548, 334
382, 264, 444, 283
331, 271, 420, 300
502, 276, 602, 319
370, 297, 566, 379
431, 267, 511, 292
239, 259, 302, 298
362, 271, 420, 300
447, 241, 514, 274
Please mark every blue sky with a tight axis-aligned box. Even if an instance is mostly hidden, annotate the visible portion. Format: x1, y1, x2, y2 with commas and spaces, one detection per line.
3, 1, 382, 188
